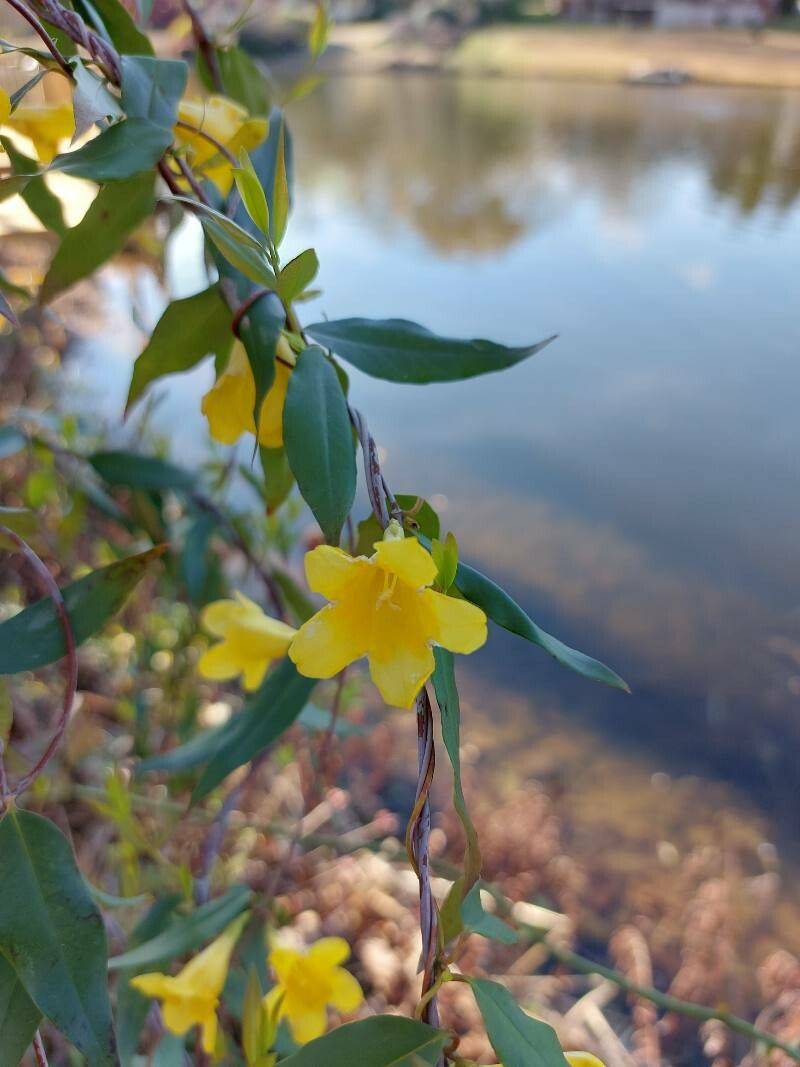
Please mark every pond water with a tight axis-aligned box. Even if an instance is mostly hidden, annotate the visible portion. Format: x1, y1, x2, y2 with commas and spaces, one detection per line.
71, 77, 800, 825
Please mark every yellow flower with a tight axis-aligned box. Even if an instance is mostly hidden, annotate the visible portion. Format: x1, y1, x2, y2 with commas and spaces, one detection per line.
175, 95, 267, 194
0, 89, 10, 126
201, 344, 291, 449
289, 526, 487, 709
198, 591, 296, 691
2, 100, 75, 163
264, 937, 364, 1045
130, 914, 248, 1054
491, 1055, 605, 1067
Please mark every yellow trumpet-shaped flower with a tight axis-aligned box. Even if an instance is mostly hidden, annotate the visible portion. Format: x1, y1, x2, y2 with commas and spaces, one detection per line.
175, 95, 267, 194
201, 343, 291, 449
198, 591, 297, 691
289, 525, 488, 709
0, 89, 10, 126
130, 913, 248, 1054
2, 99, 75, 163
264, 937, 364, 1045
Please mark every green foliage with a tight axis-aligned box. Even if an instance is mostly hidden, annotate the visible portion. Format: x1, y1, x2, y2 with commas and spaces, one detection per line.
71, 57, 123, 137
0, 953, 41, 1063
279, 1016, 449, 1065
90, 450, 194, 492
277, 248, 319, 303
259, 444, 295, 513
73, 0, 153, 55
41, 174, 154, 302
235, 149, 270, 237
468, 977, 569, 1067
120, 55, 187, 129
0, 136, 66, 235
198, 45, 271, 116
51, 118, 172, 181
126, 286, 233, 412
460, 883, 519, 944
270, 117, 290, 247
0, 809, 117, 1064
305, 317, 557, 383
0, 545, 165, 673
283, 345, 356, 546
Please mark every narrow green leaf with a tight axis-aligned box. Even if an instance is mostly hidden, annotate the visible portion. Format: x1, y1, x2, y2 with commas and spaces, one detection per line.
306, 318, 557, 384
136, 723, 225, 776
281, 1016, 449, 1066
41, 173, 154, 303
242, 965, 263, 1066
235, 149, 269, 236
432, 649, 481, 932
283, 345, 355, 546
0, 136, 66, 236
181, 511, 218, 604
468, 977, 569, 1067
126, 286, 233, 412
193, 658, 316, 801
0, 809, 117, 1065
461, 883, 519, 945
73, 0, 153, 55
202, 215, 277, 290
108, 885, 251, 971
450, 555, 630, 692
0, 173, 31, 202
90, 450, 194, 492
308, 1, 331, 59
0, 545, 166, 674
51, 118, 172, 181
0, 953, 40, 1064
270, 117, 289, 247
277, 248, 318, 304
120, 55, 187, 130
259, 444, 295, 514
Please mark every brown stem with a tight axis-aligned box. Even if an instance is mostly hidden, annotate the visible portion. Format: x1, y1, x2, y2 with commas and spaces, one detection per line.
180, 0, 222, 93
172, 152, 211, 205
2, 0, 73, 76
1, 526, 78, 799
27, 0, 119, 81
175, 120, 238, 168
32, 1031, 49, 1067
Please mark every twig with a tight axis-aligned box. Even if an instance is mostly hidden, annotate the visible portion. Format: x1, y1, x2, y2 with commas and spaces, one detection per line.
27, 0, 119, 80
349, 406, 389, 528
180, 0, 222, 93
1, 526, 78, 798
2, 0, 72, 76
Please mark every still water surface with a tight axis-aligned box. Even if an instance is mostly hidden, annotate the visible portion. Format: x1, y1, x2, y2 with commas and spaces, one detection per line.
74, 77, 800, 823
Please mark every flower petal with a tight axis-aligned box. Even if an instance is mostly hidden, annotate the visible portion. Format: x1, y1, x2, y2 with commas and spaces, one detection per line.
161, 995, 209, 1037
307, 936, 350, 970
197, 641, 243, 681
328, 967, 364, 1013
201, 347, 255, 445
257, 360, 291, 448
269, 945, 302, 986
129, 972, 178, 999
241, 657, 269, 691
304, 546, 365, 600
290, 599, 369, 679
0, 89, 10, 125
368, 636, 434, 709
201, 598, 247, 637
200, 1008, 219, 1055
372, 537, 437, 589
422, 590, 487, 654
287, 1006, 327, 1045
179, 914, 248, 997
566, 1055, 606, 1067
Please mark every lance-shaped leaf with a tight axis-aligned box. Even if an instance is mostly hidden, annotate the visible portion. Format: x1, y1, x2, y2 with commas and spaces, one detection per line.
193, 657, 316, 801
283, 345, 355, 546
468, 977, 569, 1067
308, 1, 332, 59
0, 545, 165, 674
306, 317, 557, 384
136, 723, 225, 776
234, 149, 269, 237
460, 883, 519, 945
90, 451, 194, 493
259, 444, 295, 514
0, 953, 41, 1064
41, 173, 154, 303
0, 136, 66, 236
239, 291, 283, 431
0, 809, 117, 1065
126, 286, 233, 412
51, 119, 172, 182
73, 0, 153, 55
270, 116, 290, 246
281, 1016, 449, 1066
202, 215, 277, 290
120, 55, 187, 130
108, 885, 251, 971
277, 248, 318, 304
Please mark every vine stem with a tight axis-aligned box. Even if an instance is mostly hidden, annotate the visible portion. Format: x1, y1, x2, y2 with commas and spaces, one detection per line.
0, 526, 78, 800
25, 0, 119, 80
32, 1031, 49, 1067
3, 0, 72, 76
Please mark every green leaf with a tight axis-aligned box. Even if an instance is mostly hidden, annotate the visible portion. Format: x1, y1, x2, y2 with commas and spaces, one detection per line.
238, 292, 283, 431
90, 450, 194, 492
181, 511, 218, 604
461, 883, 519, 945
193, 658, 316, 801
0, 136, 66, 236
468, 977, 568, 1067
202, 215, 277, 289
73, 0, 153, 55
126, 286, 233, 412
0, 545, 165, 674
242, 965, 264, 1066
0, 809, 117, 1065
51, 118, 172, 181
136, 723, 225, 776
152, 1032, 186, 1065
283, 345, 355, 546
308, 1, 332, 59
71, 57, 123, 139
449, 555, 630, 692
259, 444, 295, 514
108, 885, 251, 971
270, 117, 289, 247
431, 648, 481, 935
277, 248, 318, 304
0, 953, 40, 1064
41, 173, 154, 303
281, 1016, 448, 1066
235, 149, 269, 237
199, 46, 271, 116
431, 531, 458, 593
0, 173, 31, 202
120, 55, 187, 129
306, 318, 557, 384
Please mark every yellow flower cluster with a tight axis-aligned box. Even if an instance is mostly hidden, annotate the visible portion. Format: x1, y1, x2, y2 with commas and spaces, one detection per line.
175, 95, 267, 195
131, 921, 363, 1055
199, 528, 487, 708
201, 342, 291, 449
0, 92, 74, 162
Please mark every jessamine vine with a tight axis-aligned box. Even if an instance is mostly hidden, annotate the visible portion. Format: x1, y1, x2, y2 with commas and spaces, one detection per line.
0, 2, 795, 1065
